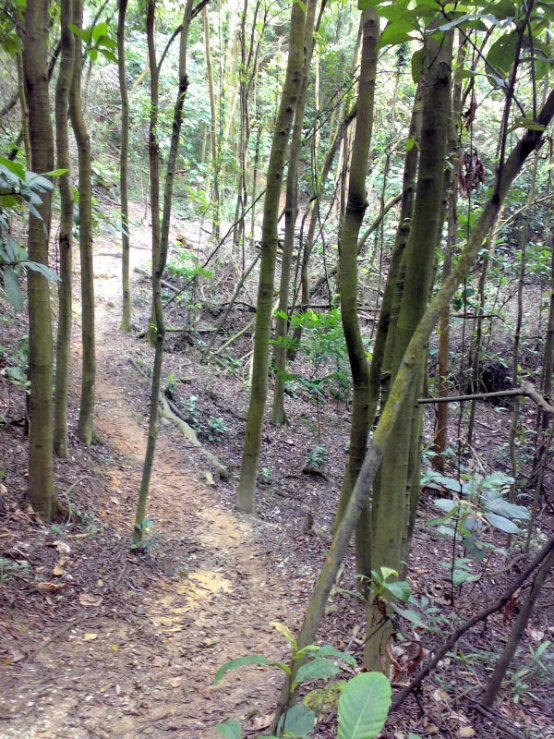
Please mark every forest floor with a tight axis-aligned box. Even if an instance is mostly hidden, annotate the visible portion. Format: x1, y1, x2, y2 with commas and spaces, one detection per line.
1, 206, 554, 739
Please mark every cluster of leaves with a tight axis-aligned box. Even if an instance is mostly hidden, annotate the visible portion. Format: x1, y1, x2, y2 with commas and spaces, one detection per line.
215, 622, 391, 739
0, 157, 60, 312
69, 20, 118, 64
181, 395, 228, 443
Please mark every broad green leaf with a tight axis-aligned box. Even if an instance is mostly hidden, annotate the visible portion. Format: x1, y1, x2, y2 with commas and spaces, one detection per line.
277, 704, 316, 738
379, 566, 397, 582
98, 35, 117, 50
337, 672, 391, 739
88, 48, 98, 62
384, 580, 411, 602
485, 498, 529, 520
216, 720, 242, 739
22, 262, 59, 281
452, 569, 481, 586
99, 49, 118, 64
46, 169, 70, 177
2, 267, 23, 312
293, 658, 341, 689
272, 621, 297, 649
393, 606, 429, 630
485, 512, 519, 534
214, 654, 271, 684
487, 31, 518, 75
92, 21, 109, 43
411, 47, 426, 83
434, 498, 458, 513
0, 156, 25, 181
68, 23, 93, 44
315, 645, 356, 666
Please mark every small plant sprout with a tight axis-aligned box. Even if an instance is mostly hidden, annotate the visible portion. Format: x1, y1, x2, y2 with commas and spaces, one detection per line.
215, 622, 391, 739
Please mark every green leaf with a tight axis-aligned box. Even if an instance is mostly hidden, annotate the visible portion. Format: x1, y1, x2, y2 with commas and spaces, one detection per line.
337, 672, 391, 739
68, 23, 93, 44
487, 31, 518, 75
434, 498, 458, 513
452, 569, 481, 586
411, 47, 426, 83
92, 21, 109, 43
99, 49, 118, 64
313, 645, 356, 666
485, 498, 530, 520
88, 48, 98, 62
22, 262, 59, 281
216, 720, 241, 739
46, 168, 70, 177
277, 704, 316, 738
379, 566, 397, 582
2, 267, 23, 312
0, 156, 25, 181
98, 35, 117, 50
485, 512, 519, 534
292, 658, 341, 690
383, 580, 411, 602
214, 655, 271, 684
393, 606, 429, 630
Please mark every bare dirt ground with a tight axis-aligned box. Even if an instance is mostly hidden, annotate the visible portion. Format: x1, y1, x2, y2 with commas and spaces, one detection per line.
1, 219, 311, 739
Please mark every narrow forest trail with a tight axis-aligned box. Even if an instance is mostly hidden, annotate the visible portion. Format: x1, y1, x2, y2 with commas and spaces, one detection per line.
3, 222, 300, 739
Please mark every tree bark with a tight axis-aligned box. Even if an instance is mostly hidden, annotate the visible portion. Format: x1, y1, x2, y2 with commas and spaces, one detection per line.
70, 0, 96, 446
24, 0, 59, 519
53, 0, 75, 459
118, 0, 132, 331
236, 0, 307, 513
364, 30, 453, 670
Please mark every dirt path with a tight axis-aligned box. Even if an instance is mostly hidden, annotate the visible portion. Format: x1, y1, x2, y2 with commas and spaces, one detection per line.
2, 225, 298, 738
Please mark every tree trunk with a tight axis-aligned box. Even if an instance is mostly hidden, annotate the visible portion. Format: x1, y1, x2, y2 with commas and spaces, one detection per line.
364, 29, 453, 671
236, 0, 307, 514
70, 0, 96, 446
134, 0, 194, 545
204, 6, 220, 242
271, 0, 318, 425
53, 0, 75, 459
24, 0, 59, 519
146, 0, 160, 347
118, 0, 131, 331
333, 8, 379, 580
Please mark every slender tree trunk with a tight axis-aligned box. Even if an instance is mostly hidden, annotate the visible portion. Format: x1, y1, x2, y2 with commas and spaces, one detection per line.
24, 0, 60, 519
433, 38, 465, 470
204, 6, 220, 242
365, 29, 453, 670
118, 0, 132, 331
53, 0, 75, 458
236, 0, 307, 513
70, 0, 96, 446
333, 9, 379, 580
146, 0, 160, 346
271, 0, 318, 425
134, 0, 194, 544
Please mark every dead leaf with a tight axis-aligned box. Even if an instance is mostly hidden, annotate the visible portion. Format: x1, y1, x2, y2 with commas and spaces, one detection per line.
459, 729, 476, 738
83, 633, 99, 641
168, 677, 182, 688
53, 540, 71, 555
36, 581, 67, 591
53, 556, 70, 577
79, 593, 103, 607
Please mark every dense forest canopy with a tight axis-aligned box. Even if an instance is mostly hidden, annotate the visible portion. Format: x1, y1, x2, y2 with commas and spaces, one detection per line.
2, 0, 554, 737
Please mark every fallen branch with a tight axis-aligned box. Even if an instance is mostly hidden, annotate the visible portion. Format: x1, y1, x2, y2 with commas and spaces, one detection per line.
134, 266, 179, 293
418, 380, 554, 415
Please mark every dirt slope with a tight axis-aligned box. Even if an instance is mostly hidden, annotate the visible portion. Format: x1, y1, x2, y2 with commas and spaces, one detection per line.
1, 223, 300, 739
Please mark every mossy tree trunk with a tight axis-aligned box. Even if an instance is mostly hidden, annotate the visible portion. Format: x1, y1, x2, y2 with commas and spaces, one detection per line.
364, 29, 453, 670
24, 0, 60, 519
70, 0, 96, 446
134, 0, 194, 545
236, 0, 307, 514
118, 0, 132, 332
53, 0, 75, 459
333, 8, 379, 580
271, 0, 318, 425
